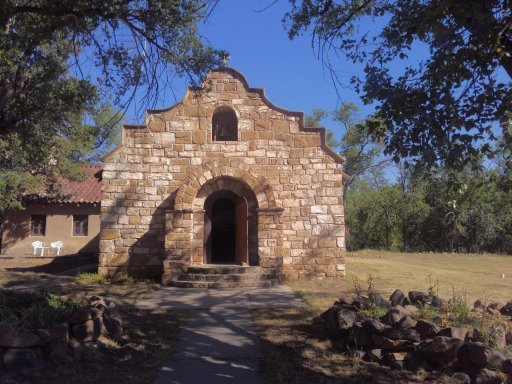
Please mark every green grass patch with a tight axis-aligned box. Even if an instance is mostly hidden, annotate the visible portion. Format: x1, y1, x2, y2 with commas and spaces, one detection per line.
76, 272, 158, 286
0, 289, 87, 331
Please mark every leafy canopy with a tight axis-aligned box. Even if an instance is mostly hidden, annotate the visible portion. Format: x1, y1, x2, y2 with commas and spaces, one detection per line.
284, 0, 512, 168
0, 0, 220, 212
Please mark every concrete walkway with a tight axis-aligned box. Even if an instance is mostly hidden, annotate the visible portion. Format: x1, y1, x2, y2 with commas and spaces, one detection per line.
136, 286, 305, 384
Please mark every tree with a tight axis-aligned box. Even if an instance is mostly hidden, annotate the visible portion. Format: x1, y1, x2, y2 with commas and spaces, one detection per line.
306, 103, 390, 202
283, 0, 512, 168
1, 1, 220, 122
0, 1, 220, 217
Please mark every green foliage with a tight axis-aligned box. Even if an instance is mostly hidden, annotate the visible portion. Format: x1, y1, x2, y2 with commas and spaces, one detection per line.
284, 0, 512, 168
77, 272, 158, 286
0, 289, 87, 331
359, 306, 388, 319
345, 157, 512, 254
0, 0, 220, 217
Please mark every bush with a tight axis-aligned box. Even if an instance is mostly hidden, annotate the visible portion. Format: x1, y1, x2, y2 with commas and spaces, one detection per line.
0, 289, 87, 331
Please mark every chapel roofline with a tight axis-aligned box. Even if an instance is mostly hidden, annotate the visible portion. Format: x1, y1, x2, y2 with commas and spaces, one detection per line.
105, 67, 349, 173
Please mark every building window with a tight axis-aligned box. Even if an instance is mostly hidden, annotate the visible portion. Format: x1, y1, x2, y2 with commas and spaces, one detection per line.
73, 215, 88, 236
212, 107, 238, 141
31, 215, 46, 236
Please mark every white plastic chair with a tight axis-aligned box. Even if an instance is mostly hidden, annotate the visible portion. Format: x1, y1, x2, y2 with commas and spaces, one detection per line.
51, 241, 63, 256
32, 241, 43, 256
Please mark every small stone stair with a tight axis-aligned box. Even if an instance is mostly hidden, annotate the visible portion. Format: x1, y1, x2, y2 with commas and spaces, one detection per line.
168, 265, 280, 288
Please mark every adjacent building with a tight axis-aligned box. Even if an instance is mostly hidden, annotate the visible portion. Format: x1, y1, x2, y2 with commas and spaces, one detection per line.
1, 167, 101, 256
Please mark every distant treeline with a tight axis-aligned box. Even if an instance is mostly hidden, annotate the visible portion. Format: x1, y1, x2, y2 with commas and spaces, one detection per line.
345, 163, 512, 254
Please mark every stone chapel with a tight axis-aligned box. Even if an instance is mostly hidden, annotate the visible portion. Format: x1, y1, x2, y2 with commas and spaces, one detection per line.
99, 67, 349, 287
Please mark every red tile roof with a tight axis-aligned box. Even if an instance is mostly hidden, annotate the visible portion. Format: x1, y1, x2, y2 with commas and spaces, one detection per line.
56, 166, 102, 204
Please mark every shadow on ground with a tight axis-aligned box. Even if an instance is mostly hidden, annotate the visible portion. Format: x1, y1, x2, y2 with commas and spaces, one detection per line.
3, 253, 97, 275
253, 307, 426, 384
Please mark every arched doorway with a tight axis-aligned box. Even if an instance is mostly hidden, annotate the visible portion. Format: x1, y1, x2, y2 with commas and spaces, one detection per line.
204, 190, 248, 265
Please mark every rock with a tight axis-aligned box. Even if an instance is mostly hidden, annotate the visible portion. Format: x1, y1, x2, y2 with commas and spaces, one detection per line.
0, 328, 45, 348
35, 329, 51, 343
474, 299, 485, 309
383, 351, 407, 362
71, 317, 103, 342
67, 309, 94, 325
348, 323, 372, 347
451, 372, 471, 384
347, 349, 366, 359
502, 358, 512, 373
371, 334, 414, 351
500, 300, 512, 316
381, 306, 408, 326
382, 327, 421, 342
468, 368, 504, 384
488, 302, 504, 311
414, 320, 440, 340
322, 305, 352, 334
47, 339, 72, 364
387, 360, 404, 370
390, 289, 406, 306
336, 308, 364, 330
457, 342, 505, 370
437, 327, 468, 341
404, 353, 432, 372
416, 336, 464, 367
90, 299, 108, 312
3, 348, 44, 374
505, 330, 512, 346
472, 328, 486, 343
338, 294, 355, 306
408, 291, 430, 306
49, 323, 69, 340
493, 326, 507, 349
397, 315, 417, 329
353, 296, 372, 310
403, 305, 419, 315
369, 292, 391, 308
79, 343, 102, 362
364, 349, 382, 363
311, 316, 328, 339
362, 318, 389, 335
431, 296, 448, 309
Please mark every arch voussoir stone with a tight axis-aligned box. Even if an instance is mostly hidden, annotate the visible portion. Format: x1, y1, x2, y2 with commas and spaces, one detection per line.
174, 166, 276, 211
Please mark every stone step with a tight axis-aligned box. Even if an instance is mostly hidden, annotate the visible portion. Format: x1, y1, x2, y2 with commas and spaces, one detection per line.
168, 279, 279, 289
185, 265, 261, 275
177, 273, 278, 282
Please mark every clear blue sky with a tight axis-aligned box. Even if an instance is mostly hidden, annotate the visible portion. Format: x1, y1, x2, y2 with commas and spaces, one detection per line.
128, 0, 367, 141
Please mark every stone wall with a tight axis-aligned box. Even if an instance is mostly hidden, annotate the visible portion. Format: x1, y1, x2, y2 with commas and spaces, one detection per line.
99, 67, 347, 281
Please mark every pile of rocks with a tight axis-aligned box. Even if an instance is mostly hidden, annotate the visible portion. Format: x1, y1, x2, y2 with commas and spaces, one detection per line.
315, 290, 512, 383
0, 295, 122, 375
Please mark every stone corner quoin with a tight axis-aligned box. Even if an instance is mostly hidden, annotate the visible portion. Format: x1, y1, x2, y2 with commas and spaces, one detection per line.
99, 66, 348, 283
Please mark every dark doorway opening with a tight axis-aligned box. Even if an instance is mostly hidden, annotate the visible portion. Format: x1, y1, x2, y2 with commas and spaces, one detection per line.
204, 190, 248, 265
211, 197, 235, 264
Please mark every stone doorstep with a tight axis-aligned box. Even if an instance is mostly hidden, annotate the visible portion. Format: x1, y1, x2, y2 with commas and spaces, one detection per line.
177, 273, 279, 282
169, 280, 279, 289
185, 265, 262, 274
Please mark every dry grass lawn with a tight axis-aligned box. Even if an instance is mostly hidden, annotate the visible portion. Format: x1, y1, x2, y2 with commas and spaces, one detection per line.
254, 250, 512, 384
288, 250, 512, 310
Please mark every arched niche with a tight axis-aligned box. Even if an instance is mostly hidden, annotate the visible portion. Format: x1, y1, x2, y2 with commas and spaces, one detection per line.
212, 106, 237, 141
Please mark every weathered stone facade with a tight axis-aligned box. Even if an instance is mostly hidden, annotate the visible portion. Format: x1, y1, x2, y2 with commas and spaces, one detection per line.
99, 67, 348, 282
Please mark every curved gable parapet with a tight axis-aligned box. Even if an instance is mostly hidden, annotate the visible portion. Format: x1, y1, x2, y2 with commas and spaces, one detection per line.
210, 68, 347, 167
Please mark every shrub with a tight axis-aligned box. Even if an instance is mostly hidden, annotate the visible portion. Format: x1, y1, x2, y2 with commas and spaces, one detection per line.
0, 289, 87, 331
